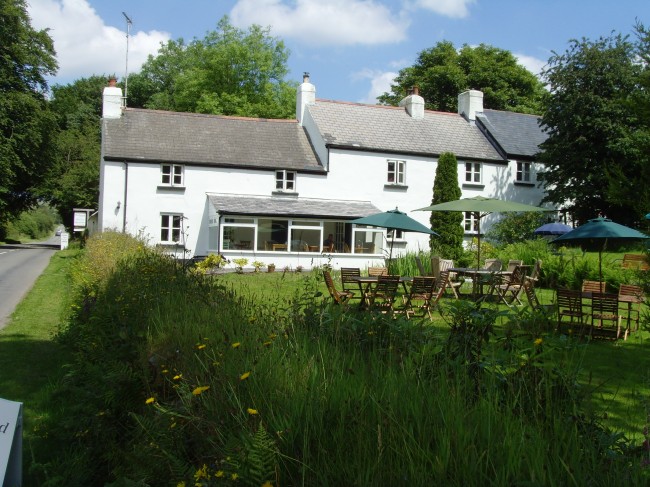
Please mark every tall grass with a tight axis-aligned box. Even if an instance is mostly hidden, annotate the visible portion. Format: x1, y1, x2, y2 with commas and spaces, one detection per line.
29, 232, 650, 486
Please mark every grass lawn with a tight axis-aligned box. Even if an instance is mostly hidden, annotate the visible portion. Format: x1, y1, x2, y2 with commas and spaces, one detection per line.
216, 269, 650, 441
0, 250, 77, 443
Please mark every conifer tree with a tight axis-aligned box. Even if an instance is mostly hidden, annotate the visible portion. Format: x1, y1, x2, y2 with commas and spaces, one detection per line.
429, 152, 464, 260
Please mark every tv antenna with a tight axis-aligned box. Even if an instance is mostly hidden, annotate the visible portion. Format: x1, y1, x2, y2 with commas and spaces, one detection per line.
122, 12, 132, 105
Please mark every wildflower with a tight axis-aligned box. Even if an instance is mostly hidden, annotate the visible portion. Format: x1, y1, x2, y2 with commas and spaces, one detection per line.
145, 397, 155, 405
215, 470, 224, 478
261, 482, 273, 487
173, 374, 183, 380
240, 371, 251, 380
177, 482, 186, 487
232, 342, 241, 348
534, 338, 543, 346
194, 464, 210, 480
197, 344, 206, 350
231, 473, 239, 480
263, 341, 272, 347
247, 408, 258, 415
192, 386, 210, 396
269, 333, 277, 339
162, 369, 169, 374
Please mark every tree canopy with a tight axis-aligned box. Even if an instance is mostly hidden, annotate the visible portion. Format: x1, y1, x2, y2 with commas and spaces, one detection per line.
0, 0, 58, 230
378, 42, 546, 114
127, 16, 296, 119
537, 26, 650, 226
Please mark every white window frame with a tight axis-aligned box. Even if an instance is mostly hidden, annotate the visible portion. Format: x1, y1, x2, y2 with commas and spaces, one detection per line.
464, 211, 479, 233
160, 213, 183, 243
387, 159, 406, 185
516, 161, 532, 182
161, 163, 184, 187
465, 162, 481, 184
275, 170, 296, 192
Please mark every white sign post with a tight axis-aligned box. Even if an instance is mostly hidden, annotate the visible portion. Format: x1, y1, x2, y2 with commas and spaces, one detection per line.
60, 232, 69, 250
0, 398, 22, 486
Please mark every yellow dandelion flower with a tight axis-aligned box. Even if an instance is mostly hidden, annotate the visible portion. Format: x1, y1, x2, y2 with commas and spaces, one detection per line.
170, 422, 177, 429
197, 344, 206, 350
162, 369, 169, 374
263, 341, 272, 346
247, 408, 258, 415
240, 371, 251, 380
534, 338, 543, 346
261, 481, 273, 487
231, 473, 239, 480
173, 374, 182, 380
192, 385, 210, 395
232, 342, 241, 348
177, 482, 186, 487
215, 470, 224, 478
269, 333, 277, 339
145, 397, 155, 405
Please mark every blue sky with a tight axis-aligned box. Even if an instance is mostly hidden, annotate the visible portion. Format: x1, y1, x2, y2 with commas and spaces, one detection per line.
27, 0, 649, 104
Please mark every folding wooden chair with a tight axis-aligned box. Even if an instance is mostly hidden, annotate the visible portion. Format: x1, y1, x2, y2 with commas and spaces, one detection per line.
323, 270, 354, 306
618, 284, 644, 333
368, 266, 388, 277
340, 267, 362, 299
556, 288, 586, 335
506, 259, 522, 273
493, 265, 528, 306
590, 292, 626, 340
582, 280, 607, 294
399, 276, 437, 319
414, 256, 430, 276
435, 258, 463, 299
365, 275, 400, 314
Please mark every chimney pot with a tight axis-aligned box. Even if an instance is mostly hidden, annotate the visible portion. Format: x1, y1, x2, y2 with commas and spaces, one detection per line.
412, 85, 419, 96
303, 72, 310, 83
108, 76, 117, 87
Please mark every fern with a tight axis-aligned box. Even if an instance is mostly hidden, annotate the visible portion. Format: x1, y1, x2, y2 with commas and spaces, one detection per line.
224, 424, 278, 486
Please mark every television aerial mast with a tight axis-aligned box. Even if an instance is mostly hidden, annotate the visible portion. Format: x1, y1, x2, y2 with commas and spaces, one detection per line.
122, 12, 132, 106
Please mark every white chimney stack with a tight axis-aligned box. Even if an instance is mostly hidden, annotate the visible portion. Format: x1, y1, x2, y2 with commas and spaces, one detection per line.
296, 72, 316, 125
399, 86, 425, 119
458, 89, 484, 123
102, 77, 123, 119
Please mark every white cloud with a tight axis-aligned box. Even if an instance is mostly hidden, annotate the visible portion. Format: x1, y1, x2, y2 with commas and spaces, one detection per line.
26, 0, 170, 84
514, 53, 547, 77
354, 69, 398, 104
230, 0, 409, 46
413, 0, 475, 18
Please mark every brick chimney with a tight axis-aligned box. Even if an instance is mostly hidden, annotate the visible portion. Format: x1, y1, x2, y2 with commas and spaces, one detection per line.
399, 86, 424, 119
296, 72, 316, 126
458, 89, 484, 123
102, 76, 123, 119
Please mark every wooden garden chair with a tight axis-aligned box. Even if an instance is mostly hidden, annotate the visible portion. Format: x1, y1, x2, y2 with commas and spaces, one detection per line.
364, 275, 400, 314
590, 292, 626, 340
340, 267, 362, 299
618, 284, 644, 333
556, 288, 587, 336
323, 270, 354, 306
435, 258, 463, 299
399, 276, 437, 319
368, 266, 388, 277
493, 265, 528, 306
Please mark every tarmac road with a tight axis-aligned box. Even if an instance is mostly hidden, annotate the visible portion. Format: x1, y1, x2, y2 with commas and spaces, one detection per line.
0, 236, 60, 329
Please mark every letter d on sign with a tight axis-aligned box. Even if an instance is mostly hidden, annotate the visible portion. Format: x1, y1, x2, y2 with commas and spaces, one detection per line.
0, 398, 23, 486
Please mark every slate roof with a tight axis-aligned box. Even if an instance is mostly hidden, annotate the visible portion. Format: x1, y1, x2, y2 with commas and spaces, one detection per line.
208, 193, 380, 219
476, 109, 548, 159
102, 108, 323, 172
306, 100, 504, 162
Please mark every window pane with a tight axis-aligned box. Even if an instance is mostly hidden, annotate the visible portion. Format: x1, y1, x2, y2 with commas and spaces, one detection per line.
161, 165, 171, 184
289, 228, 321, 251
353, 229, 383, 254
257, 218, 288, 250
173, 165, 183, 185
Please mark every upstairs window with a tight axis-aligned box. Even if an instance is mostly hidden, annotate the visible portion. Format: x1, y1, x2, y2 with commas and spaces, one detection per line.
276, 170, 296, 191
161, 213, 182, 243
387, 159, 406, 185
516, 162, 532, 182
465, 162, 481, 184
161, 164, 184, 187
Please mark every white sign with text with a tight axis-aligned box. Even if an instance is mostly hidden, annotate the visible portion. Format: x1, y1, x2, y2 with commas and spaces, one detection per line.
0, 397, 22, 486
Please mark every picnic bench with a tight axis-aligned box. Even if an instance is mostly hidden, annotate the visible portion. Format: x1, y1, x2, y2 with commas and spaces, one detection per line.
620, 253, 649, 271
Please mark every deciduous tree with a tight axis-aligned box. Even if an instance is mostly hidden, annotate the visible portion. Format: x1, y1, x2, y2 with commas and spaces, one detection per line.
537, 30, 647, 225
127, 16, 296, 119
378, 42, 545, 114
0, 0, 58, 235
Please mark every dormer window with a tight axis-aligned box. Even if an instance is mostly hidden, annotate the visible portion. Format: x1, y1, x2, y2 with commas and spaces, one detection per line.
387, 159, 405, 185
161, 163, 184, 187
276, 170, 296, 192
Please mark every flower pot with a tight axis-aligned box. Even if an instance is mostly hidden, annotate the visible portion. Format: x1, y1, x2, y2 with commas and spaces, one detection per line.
267, 265, 275, 273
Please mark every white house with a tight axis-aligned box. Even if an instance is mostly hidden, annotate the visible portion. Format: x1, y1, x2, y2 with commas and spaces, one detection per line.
97, 75, 551, 270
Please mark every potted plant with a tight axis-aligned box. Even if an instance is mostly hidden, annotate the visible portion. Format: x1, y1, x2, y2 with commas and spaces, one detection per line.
267, 263, 276, 273
252, 260, 265, 273
232, 257, 248, 274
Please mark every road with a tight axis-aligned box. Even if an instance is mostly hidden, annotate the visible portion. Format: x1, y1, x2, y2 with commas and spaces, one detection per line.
0, 236, 60, 329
